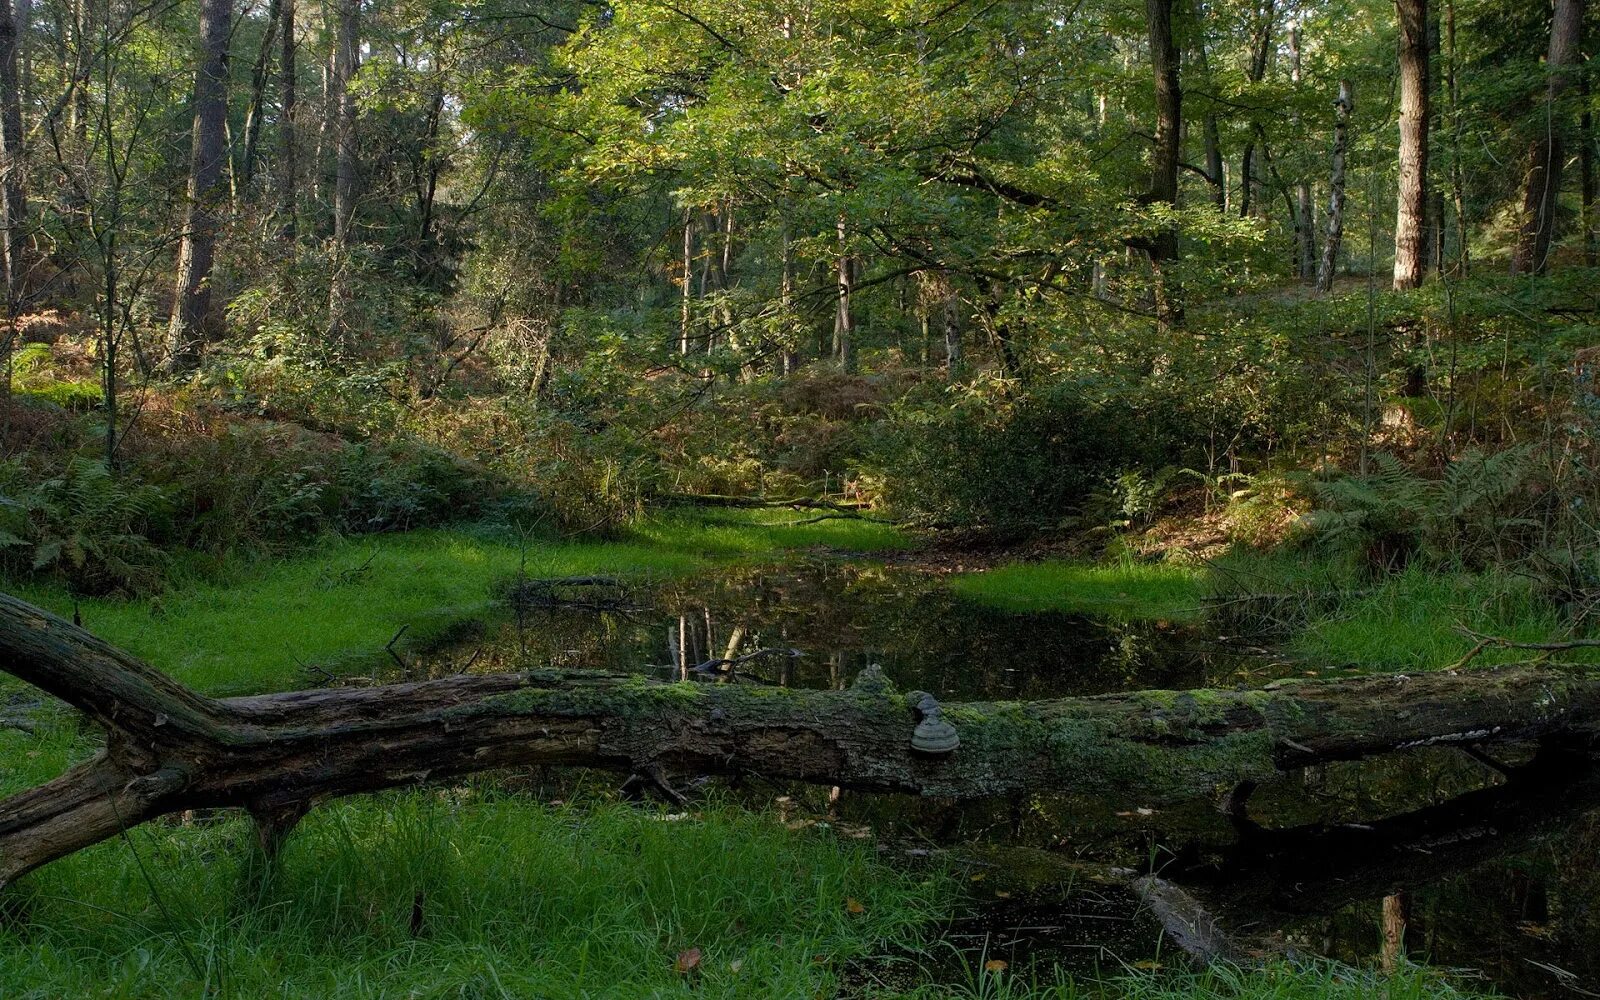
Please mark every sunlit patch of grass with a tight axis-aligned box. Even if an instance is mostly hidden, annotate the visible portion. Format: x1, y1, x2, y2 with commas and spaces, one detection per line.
8, 509, 912, 697
628, 507, 914, 557
0, 788, 946, 999
947, 560, 1206, 620
1289, 568, 1597, 672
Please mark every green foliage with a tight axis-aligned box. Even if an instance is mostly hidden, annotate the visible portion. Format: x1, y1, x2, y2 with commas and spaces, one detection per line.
0, 458, 170, 596
873, 378, 1166, 535
1303, 447, 1549, 572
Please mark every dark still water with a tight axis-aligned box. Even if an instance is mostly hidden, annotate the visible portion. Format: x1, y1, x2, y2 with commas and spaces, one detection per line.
387, 560, 1600, 999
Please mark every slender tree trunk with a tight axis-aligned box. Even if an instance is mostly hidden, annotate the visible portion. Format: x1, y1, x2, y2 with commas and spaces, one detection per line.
1196, 40, 1225, 211
833, 215, 853, 371
679, 207, 692, 356
942, 287, 961, 376
1512, 0, 1584, 274
276, 0, 296, 237
1291, 24, 1316, 280
779, 216, 799, 373
326, 0, 359, 347
1446, 0, 1467, 274
165, 0, 232, 376
1237, 1, 1276, 220
1393, 0, 1430, 289
240, 0, 283, 193
1317, 81, 1353, 293
0, 0, 29, 399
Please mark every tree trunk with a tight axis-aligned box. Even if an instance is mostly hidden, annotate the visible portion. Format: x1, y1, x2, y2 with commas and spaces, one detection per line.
1195, 39, 1225, 211
1317, 81, 1353, 292
942, 287, 961, 376
239, 0, 283, 193
1511, 0, 1585, 275
326, 0, 359, 346
165, 0, 232, 376
1144, 0, 1181, 263
833, 215, 853, 370
1290, 24, 1316, 281
1446, 0, 1467, 274
1393, 0, 1430, 290
0, 0, 28, 395
5, 592, 1600, 889
276, 0, 296, 237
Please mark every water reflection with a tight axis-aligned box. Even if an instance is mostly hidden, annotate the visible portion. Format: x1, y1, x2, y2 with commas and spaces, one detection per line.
393, 560, 1600, 998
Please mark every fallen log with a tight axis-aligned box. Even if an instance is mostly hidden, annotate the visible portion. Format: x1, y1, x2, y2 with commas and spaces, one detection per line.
3, 591, 1600, 889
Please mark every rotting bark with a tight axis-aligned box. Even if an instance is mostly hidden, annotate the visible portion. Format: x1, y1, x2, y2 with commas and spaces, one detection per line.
4, 592, 1600, 889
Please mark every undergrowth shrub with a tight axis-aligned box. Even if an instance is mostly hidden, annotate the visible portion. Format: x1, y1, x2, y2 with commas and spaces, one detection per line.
871, 378, 1166, 535
0, 458, 171, 595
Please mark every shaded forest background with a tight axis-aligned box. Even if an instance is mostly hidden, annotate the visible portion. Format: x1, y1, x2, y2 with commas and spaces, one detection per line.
1, 0, 1597, 597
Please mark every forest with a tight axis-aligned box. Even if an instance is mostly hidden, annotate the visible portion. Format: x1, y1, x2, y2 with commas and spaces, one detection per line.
1, 0, 1599, 995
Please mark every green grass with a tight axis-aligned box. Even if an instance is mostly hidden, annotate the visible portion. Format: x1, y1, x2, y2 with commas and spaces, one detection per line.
947, 560, 1206, 620
0, 728, 942, 998
7, 509, 911, 697
1289, 568, 1598, 672
1205, 548, 1599, 672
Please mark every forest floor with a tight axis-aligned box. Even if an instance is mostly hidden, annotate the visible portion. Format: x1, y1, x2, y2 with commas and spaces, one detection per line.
0, 510, 1529, 998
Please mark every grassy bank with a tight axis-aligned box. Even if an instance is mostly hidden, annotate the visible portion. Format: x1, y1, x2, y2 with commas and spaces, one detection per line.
8, 508, 910, 696
948, 551, 1597, 673
946, 560, 1206, 620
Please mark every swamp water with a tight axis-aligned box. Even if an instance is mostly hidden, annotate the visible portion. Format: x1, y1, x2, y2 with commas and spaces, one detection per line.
374, 560, 1600, 998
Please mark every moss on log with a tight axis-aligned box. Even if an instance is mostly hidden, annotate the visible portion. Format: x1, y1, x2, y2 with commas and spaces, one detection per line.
1, 592, 1597, 888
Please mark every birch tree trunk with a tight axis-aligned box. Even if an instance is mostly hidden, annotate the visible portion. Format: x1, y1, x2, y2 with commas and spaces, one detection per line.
1393, 0, 1430, 289
1317, 80, 1353, 293
165, 0, 232, 376
1511, 0, 1584, 275
833, 215, 853, 371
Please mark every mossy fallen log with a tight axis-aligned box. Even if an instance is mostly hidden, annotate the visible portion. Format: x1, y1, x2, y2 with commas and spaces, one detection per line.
2, 591, 1599, 888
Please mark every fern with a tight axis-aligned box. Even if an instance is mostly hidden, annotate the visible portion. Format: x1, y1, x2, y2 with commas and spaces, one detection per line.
0, 458, 171, 595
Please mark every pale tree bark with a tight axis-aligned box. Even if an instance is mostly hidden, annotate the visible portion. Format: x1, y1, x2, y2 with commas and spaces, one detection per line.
1511, 0, 1584, 275
942, 287, 961, 376
679, 208, 692, 355
1317, 80, 1353, 292
1393, 0, 1429, 289
0, 0, 25, 404
326, 0, 359, 346
833, 215, 853, 370
165, 0, 232, 376
275, 0, 296, 236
